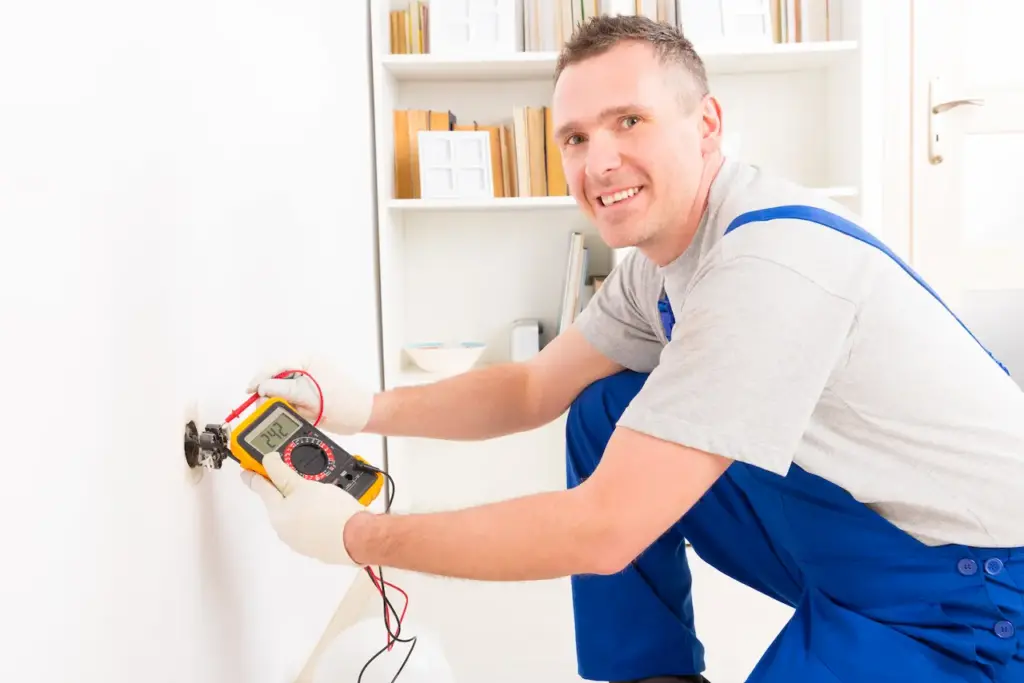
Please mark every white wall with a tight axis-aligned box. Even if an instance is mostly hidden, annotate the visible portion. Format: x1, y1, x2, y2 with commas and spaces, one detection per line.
0, 1, 382, 681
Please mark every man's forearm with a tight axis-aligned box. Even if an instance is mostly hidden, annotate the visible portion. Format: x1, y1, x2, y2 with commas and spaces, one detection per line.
342, 489, 623, 581
363, 363, 542, 440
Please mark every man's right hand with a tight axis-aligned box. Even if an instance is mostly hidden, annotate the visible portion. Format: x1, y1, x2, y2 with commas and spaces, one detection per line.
245, 355, 374, 435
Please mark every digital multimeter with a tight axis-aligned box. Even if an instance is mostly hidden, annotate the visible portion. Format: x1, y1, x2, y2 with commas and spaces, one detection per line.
227, 397, 384, 506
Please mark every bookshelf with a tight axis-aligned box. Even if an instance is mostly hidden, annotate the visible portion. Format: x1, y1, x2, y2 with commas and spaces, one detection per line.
367, 0, 885, 679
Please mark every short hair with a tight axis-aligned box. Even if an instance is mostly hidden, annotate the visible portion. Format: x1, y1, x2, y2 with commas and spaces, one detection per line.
554, 15, 709, 106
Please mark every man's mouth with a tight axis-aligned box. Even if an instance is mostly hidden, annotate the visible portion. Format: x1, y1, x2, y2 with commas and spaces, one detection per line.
598, 186, 643, 207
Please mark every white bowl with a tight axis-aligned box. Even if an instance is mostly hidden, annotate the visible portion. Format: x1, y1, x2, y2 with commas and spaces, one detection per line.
404, 341, 486, 375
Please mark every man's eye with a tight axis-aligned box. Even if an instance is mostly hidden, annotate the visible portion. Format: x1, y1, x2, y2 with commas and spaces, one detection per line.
622, 115, 640, 128
566, 134, 584, 146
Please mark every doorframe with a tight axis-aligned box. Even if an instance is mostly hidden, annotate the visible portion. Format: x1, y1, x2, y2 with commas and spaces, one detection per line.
876, 1, 914, 263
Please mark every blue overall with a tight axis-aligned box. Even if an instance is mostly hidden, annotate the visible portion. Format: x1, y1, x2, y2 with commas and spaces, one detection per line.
565, 206, 1023, 682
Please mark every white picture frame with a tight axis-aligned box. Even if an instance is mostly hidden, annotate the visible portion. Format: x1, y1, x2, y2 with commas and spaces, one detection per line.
428, 0, 524, 56
417, 131, 494, 199
678, 0, 773, 45
677, 0, 726, 43
720, 0, 774, 44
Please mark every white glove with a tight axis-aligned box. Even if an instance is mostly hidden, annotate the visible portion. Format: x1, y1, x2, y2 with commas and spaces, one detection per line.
241, 451, 366, 566
245, 354, 374, 435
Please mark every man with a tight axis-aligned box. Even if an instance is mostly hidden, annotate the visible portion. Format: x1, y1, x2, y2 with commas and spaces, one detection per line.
242, 15, 1024, 683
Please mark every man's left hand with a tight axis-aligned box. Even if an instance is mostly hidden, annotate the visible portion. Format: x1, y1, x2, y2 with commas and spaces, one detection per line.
241, 451, 366, 566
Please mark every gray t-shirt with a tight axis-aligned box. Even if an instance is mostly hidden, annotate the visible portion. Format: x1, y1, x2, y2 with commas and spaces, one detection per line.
575, 158, 1024, 548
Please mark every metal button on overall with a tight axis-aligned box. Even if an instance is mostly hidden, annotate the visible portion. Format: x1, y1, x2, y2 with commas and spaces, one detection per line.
957, 558, 978, 576
985, 557, 1005, 576
994, 621, 1016, 639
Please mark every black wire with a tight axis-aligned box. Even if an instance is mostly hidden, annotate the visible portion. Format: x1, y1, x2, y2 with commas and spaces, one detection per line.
356, 588, 417, 682
355, 466, 417, 683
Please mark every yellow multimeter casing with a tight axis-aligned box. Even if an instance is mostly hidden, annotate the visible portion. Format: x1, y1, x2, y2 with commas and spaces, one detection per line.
228, 397, 384, 506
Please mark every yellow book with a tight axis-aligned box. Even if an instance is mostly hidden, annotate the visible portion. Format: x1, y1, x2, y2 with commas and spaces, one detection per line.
545, 106, 567, 196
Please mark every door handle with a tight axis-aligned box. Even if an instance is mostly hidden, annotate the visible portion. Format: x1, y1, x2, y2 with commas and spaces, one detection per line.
928, 76, 986, 164
932, 97, 986, 114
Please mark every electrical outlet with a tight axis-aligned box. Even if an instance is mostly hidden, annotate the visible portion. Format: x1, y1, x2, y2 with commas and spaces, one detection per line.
181, 399, 205, 485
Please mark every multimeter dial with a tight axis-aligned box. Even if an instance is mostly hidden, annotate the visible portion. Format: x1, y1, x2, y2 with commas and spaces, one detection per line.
282, 436, 336, 482
233, 399, 384, 505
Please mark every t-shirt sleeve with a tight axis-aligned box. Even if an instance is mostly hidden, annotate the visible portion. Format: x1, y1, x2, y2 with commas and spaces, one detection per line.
573, 252, 664, 373
616, 254, 857, 475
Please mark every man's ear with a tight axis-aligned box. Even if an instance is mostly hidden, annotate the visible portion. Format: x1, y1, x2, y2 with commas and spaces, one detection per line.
699, 94, 724, 154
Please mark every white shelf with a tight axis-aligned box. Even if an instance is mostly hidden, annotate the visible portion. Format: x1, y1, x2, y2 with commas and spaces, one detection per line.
382, 41, 858, 82
387, 186, 858, 212
388, 196, 580, 212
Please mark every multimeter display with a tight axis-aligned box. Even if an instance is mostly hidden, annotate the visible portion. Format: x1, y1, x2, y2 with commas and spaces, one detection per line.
228, 398, 384, 506
246, 408, 303, 455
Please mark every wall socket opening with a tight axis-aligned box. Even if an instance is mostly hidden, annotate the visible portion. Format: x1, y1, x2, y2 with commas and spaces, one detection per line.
184, 420, 200, 469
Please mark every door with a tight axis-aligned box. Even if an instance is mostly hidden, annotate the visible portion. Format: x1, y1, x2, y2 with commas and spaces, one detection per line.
911, 0, 1024, 382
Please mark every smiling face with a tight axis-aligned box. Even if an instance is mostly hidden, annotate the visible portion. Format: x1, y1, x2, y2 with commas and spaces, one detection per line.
552, 40, 724, 265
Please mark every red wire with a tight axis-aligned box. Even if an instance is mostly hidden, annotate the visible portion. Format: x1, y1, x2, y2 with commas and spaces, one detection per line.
223, 369, 325, 426
366, 567, 410, 651
365, 569, 392, 648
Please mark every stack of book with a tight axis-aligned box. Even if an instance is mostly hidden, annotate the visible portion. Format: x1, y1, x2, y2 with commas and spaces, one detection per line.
392, 106, 569, 200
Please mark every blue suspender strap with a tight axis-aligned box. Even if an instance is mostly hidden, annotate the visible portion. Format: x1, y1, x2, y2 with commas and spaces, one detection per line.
723, 205, 1010, 376
658, 291, 675, 341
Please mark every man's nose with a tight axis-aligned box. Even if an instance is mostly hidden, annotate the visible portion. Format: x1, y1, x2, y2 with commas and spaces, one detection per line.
585, 132, 622, 178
